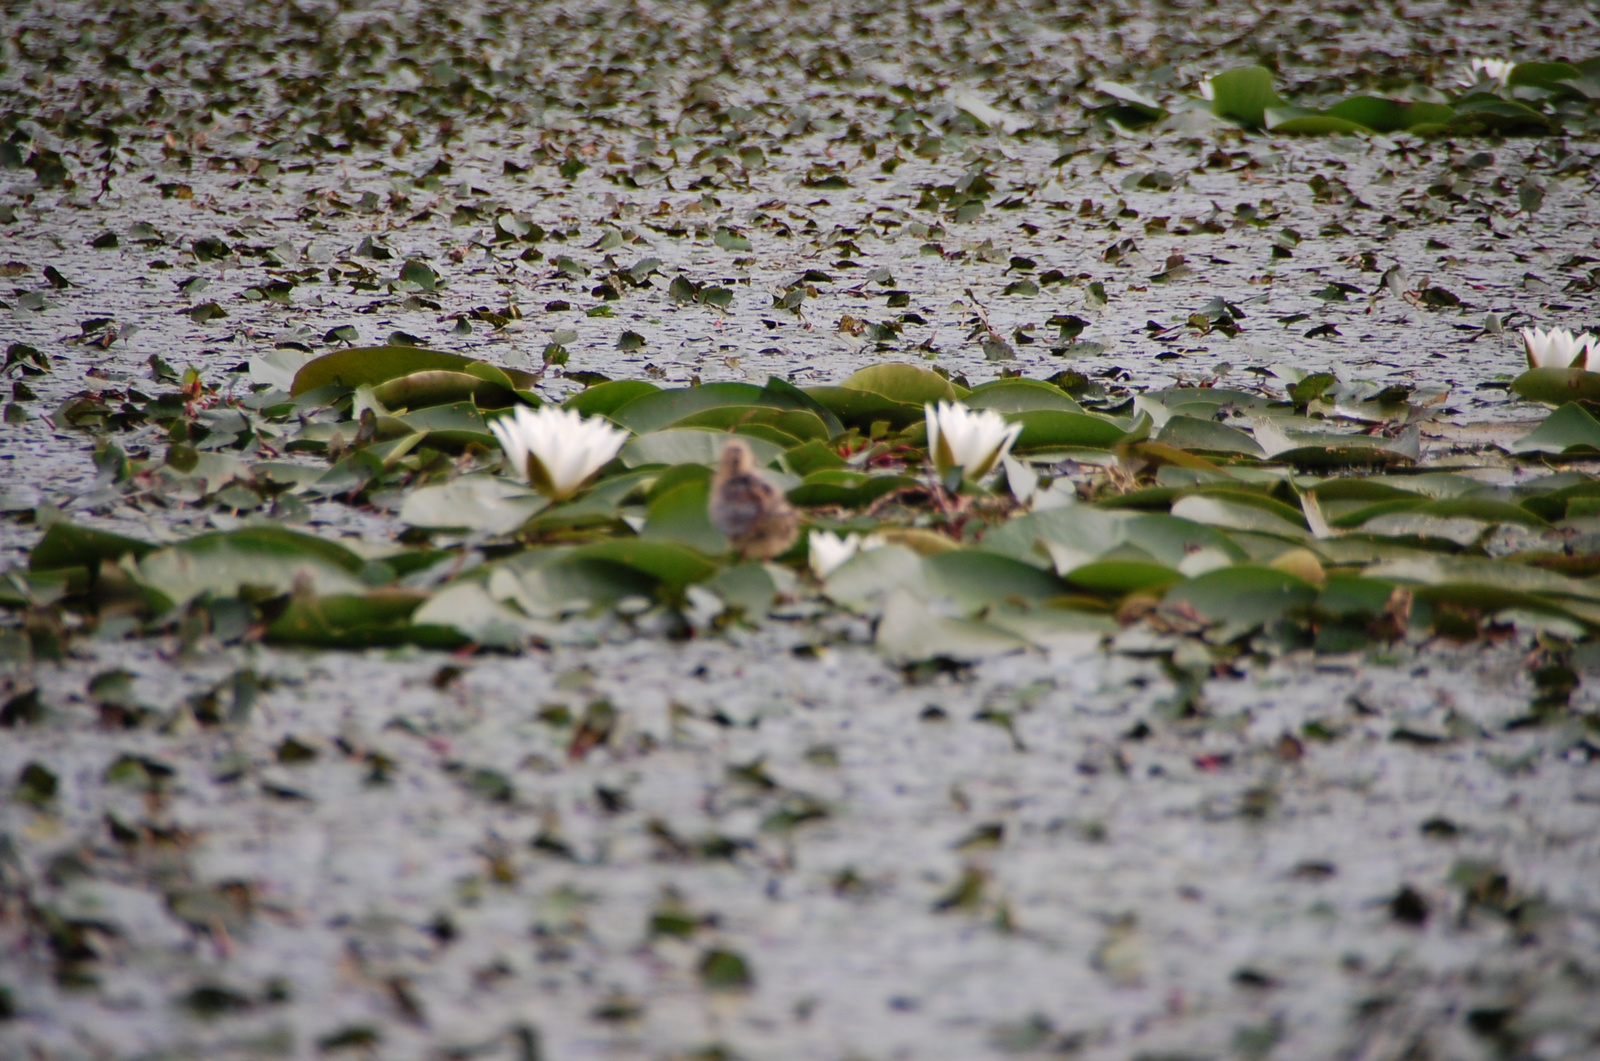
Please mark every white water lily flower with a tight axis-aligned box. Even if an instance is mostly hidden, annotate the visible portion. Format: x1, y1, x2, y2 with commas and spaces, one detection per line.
1197, 77, 1215, 101
925, 401, 1023, 482
1522, 326, 1596, 370
1459, 57, 1514, 89
808, 530, 885, 579
489, 404, 629, 501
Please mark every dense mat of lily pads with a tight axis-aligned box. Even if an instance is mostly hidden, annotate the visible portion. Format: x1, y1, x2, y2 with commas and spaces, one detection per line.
14, 342, 1600, 664
1118, 57, 1600, 139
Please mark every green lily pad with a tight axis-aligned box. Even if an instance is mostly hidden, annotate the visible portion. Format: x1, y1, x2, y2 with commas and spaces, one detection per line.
1366, 554, 1600, 605
1166, 565, 1317, 633
823, 545, 928, 616
609, 382, 773, 434
702, 562, 781, 615
783, 439, 849, 476
669, 406, 831, 442
1511, 368, 1600, 406
399, 476, 548, 534
980, 506, 1244, 570
1009, 410, 1128, 452
565, 379, 660, 418
30, 522, 157, 573
620, 429, 786, 469
290, 346, 538, 397
1325, 96, 1456, 131
135, 527, 368, 610
413, 581, 548, 647
1316, 575, 1401, 618
1170, 495, 1308, 539
1062, 559, 1183, 595
875, 587, 1028, 663
787, 470, 918, 508
564, 539, 719, 592
266, 589, 443, 648
641, 478, 727, 555
371, 370, 517, 411
1511, 403, 1600, 456
1506, 61, 1582, 91
1149, 388, 1279, 413
1450, 97, 1553, 133
923, 550, 1070, 613
1208, 66, 1283, 127
402, 402, 498, 449
838, 363, 962, 404
759, 376, 846, 437
1264, 105, 1371, 135
962, 379, 1086, 414
803, 386, 927, 430
1156, 415, 1265, 457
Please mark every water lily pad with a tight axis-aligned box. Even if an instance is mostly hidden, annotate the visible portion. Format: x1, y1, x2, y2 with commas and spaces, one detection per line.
642, 478, 727, 555
837, 363, 962, 405
923, 550, 1070, 612
1061, 559, 1183, 594
803, 386, 926, 430
1325, 96, 1455, 132
1149, 387, 1278, 414
620, 429, 786, 469
786, 470, 918, 508
400, 476, 548, 534
875, 588, 1028, 663
413, 581, 548, 647
1166, 565, 1317, 634
702, 562, 781, 615
370, 370, 517, 411
1171, 495, 1309, 539
783, 439, 849, 476
402, 402, 498, 449
1208, 66, 1282, 127
1156, 415, 1265, 457
1009, 410, 1128, 452
984, 601, 1115, 650
266, 588, 441, 647
1510, 368, 1600, 406
1365, 554, 1600, 604
823, 544, 927, 616
290, 346, 538, 397
564, 539, 719, 592
30, 522, 157, 574
1264, 105, 1371, 135
609, 382, 775, 434
669, 405, 831, 442
1507, 61, 1583, 91
1450, 97, 1552, 133
962, 379, 1085, 414
135, 527, 367, 610
983, 506, 1244, 571
1510, 402, 1600, 455
565, 379, 660, 418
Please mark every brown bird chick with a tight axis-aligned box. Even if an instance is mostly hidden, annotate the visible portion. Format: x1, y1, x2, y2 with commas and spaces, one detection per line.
709, 438, 799, 560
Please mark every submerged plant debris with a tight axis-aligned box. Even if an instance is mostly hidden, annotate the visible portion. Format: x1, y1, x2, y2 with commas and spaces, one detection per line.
2, 0, 1600, 1059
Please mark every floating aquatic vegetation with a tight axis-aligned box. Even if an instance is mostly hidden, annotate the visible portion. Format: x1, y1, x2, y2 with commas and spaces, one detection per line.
1112, 57, 1600, 136
13, 345, 1600, 663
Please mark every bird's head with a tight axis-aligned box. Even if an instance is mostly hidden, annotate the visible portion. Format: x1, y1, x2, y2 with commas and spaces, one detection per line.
718, 438, 755, 477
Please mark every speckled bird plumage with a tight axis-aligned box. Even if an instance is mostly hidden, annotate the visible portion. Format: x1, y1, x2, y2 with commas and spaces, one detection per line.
708, 439, 799, 560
